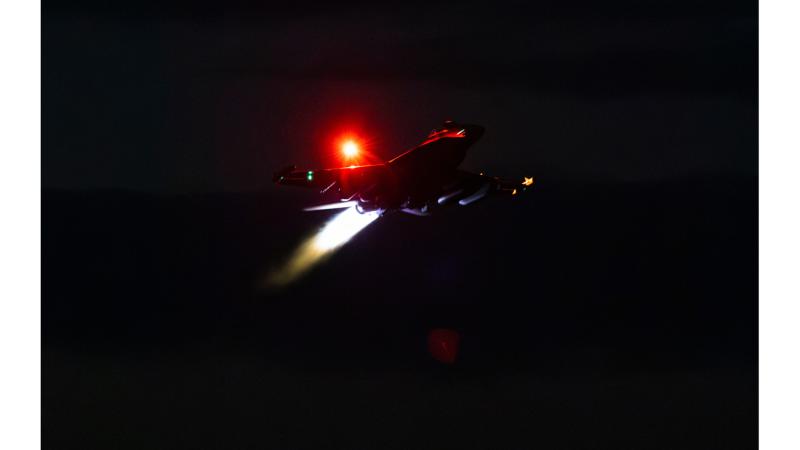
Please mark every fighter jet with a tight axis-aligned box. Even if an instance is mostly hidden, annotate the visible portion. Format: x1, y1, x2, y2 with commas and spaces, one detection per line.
273, 120, 533, 216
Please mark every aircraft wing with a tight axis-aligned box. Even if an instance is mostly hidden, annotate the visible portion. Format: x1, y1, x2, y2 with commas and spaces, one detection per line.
437, 170, 534, 206
273, 164, 392, 194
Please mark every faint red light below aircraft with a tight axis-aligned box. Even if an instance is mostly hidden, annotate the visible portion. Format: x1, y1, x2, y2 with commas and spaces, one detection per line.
428, 328, 461, 364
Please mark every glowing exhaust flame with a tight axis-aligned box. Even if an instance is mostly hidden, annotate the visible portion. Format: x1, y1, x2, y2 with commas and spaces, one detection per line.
265, 206, 380, 287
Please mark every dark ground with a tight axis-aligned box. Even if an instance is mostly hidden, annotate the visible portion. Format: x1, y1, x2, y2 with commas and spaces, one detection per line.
43, 177, 756, 449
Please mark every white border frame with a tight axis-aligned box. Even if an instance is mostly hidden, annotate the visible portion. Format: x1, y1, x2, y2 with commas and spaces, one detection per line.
0, 1, 41, 449
760, 1, 800, 449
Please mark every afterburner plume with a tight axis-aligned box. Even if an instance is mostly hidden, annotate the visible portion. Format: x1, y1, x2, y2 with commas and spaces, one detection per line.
265, 206, 380, 287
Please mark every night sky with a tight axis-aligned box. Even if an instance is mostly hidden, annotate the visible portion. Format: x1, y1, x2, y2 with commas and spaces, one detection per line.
43, 1, 757, 448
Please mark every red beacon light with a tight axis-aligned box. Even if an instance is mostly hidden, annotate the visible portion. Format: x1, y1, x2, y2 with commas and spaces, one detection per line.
342, 140, 359, 159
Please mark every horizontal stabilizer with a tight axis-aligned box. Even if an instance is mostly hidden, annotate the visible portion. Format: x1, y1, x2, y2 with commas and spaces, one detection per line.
273, 164, 297, 183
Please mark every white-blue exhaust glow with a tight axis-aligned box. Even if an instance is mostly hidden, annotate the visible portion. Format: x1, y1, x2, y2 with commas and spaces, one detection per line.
265, 206, 380, 287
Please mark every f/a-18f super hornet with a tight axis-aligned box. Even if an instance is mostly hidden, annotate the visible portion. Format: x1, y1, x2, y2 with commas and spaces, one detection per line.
273, 121, 533, 215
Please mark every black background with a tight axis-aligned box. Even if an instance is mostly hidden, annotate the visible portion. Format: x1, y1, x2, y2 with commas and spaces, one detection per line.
43, 1, 757, 448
